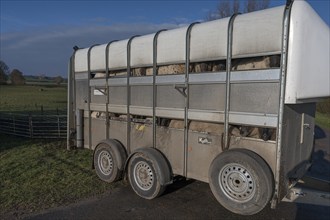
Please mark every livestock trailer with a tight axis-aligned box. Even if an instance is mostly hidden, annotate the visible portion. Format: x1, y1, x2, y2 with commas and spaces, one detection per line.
67, 0, 329, 215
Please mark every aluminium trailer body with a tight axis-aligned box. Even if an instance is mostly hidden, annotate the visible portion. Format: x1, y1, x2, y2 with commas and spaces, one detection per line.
67, 0, 330, 215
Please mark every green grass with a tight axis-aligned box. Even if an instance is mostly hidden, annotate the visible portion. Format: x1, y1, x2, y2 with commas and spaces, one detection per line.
0, 134, 118, 218
0, 85, 67, 113
316, 112, 330, 130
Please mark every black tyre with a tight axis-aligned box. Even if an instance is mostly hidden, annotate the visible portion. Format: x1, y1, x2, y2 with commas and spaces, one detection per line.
128, 150, 169, 199
209, 149, 274, 215
94, 140, 126, 183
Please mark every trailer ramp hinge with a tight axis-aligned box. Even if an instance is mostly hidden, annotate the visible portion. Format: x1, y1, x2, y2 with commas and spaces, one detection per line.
174, 84, 187, 97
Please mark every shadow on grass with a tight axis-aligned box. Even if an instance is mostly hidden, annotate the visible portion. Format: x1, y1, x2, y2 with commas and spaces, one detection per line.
308, 150, 330, 182
48, 150, 94, 175
0, 134, 91, 175
307, 126, 330, 182
0, 134, 66, 152
315, 125, 326, 139
0, 134, 37, 152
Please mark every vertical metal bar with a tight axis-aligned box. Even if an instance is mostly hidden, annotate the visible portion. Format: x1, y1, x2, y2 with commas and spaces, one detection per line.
67, 53, 76, 149
72, 54, 77, 146
67, 56, 73, 148
300, 113, 305, 144
29, 114, 33, 138
13, 114, 15, 134
224, 13, 239, 151
152, 30, 166, 149
271, 2, 293, 209
57, 115, 60, 138
105, 40, 118, 140
126, 36, 139, 155
76, 109, 84, 148
31, 116, 33, 138
87, 44, 100, 149
183, 22, 199, 178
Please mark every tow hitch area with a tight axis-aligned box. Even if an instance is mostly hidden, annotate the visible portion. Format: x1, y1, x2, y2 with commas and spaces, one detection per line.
283, 176, 330, 206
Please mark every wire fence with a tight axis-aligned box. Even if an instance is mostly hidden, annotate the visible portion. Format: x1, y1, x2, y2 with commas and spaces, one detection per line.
0, 112, 67, 139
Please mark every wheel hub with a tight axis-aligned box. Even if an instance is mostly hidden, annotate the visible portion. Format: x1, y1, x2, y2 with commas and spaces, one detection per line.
134, 161, 154, 191
219, 163, 255, 202
98, 150, 113, 175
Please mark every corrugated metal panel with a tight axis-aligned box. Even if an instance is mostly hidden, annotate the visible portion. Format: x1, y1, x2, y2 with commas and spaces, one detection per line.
232, 6, 284, 57
190, 18, 229, 62
108, 39, 129, 69
90, 44, 107, 71
131, 34, 155, 67
74, 48, 88, 72
157, 26, 188, 64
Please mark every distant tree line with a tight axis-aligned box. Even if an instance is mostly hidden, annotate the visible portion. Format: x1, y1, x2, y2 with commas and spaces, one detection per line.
0, 60, 64, 85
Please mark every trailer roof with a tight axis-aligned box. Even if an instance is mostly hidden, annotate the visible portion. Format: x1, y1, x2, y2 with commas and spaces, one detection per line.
73, 1, 330, 103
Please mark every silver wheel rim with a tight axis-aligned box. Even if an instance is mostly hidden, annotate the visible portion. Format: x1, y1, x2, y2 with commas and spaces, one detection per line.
219, 163, 255, 202
133, 161, 154, 191
98, 150, 113, 175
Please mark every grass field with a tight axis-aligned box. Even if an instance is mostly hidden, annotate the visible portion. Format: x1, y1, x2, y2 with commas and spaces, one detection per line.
0, 134, 118, 218
0, 85, 67, 113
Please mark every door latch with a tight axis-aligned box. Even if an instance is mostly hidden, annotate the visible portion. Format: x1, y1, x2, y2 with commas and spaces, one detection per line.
303, 123, 311, 129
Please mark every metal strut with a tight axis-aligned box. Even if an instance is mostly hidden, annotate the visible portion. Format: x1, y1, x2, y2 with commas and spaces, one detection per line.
223, 13, 239, 151
105, 40, 118, 140
271, 0, 294, 209
183, 22, 199, 178
126, 35, 139, 155
67, 52, 76, 150
152, 30, 167, 149
87, 44, 100, 149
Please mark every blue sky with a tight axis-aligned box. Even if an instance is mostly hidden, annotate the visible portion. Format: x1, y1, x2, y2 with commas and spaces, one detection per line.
0, 0, 329, 77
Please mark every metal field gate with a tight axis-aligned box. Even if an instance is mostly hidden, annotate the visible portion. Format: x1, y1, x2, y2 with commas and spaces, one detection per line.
0, 112, 67, 139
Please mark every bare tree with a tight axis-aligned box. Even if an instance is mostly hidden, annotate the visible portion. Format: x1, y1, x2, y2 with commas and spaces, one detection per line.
217, 1, 231, 19
10, 69, 26, 85
0, 60, 10, 84
246, 0, 270, 12
233, 0, 240, 14
207, 0, 240, 20
207, 0, 270, 20
0, 69, 8, 85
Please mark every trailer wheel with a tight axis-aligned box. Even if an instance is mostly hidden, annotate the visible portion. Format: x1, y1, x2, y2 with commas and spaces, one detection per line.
128, 149, 171, 199
94, 139, 127, 183
209, 149, 274, 215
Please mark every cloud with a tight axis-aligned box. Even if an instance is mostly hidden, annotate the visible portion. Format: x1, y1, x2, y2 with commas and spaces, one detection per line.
85, 17, 110, 24
0, 22, 181, 77
0, 15, 40, 32
171, 17, 190, 26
